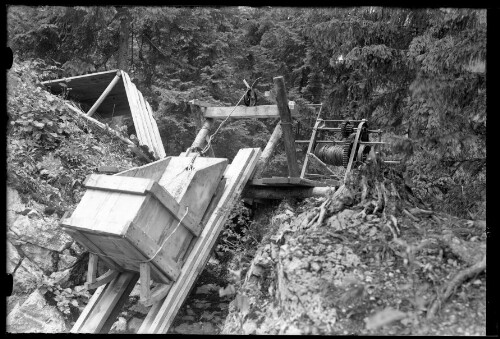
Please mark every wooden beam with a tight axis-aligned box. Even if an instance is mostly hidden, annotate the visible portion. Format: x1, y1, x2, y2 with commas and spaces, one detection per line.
273, 76, 299, 178
203, 104, 297, 119
71, 272, 139, 333
190, 118, 214, 152
87, 253, 98, 285
85, 270, 119, 291
253, 123, 282, 179
87, 71, 122, 117
139, 148, 261, 333
64, 102, 152, 162
242, 186, 334, 200
140, 263, 151, 303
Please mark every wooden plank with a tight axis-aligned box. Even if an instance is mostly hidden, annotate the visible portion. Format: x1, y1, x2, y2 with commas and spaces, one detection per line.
71, 284, 107, 332
274, 76, 300, 177
117, 157, 172, 182
129, 81, 157, 158
42, 69, 120, 87
145, 101, 166, 158
83, 174, 153, 195
250, 177, 338, 187
242, 185, 334, 200
87, 253, 98, 284
140, 263, 152, 302
121, 71, 149, 153
139, 148, 261, 333
253, 123, 282, 179
344, 120, 366, 182
203, 104, 297, 119
76, 271, 139, 333
87, 71, 122, 117
134, 86, 161, 158
126, 222, 181, 281
86, 270, 120, 290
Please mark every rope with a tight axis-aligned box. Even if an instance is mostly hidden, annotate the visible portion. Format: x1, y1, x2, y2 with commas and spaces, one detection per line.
201, 91, 248, 155
88, 207, 190, 265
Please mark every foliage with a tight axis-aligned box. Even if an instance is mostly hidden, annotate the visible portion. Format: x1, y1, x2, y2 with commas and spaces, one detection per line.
7, 6, 486, 218
7, 59, 140, 214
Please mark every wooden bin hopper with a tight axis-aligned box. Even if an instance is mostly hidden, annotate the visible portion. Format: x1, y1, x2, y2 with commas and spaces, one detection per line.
61, 156, 227, 297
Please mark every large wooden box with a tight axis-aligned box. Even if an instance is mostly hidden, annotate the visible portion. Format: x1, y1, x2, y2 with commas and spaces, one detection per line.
61, 156, 227, 283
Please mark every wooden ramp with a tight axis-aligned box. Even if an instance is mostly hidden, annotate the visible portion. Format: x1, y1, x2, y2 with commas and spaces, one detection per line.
68, 148, 261, 333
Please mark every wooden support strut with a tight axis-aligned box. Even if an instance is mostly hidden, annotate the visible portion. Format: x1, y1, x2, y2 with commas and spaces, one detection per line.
274, 76, 300, 178
87, 71, 122, 117
253, 123, 283, 179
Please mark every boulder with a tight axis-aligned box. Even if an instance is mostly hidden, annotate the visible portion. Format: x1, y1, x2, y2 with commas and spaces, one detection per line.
7, 186, 25, 226
13, 257, 44, 294
7, 241, 22, 274
58, 249, 78, 271
9, 215, 73, 252
7, 290, 68, 333
20, 244, 56, 274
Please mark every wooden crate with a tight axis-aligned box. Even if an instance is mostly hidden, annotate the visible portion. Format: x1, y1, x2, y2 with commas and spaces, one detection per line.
61, 156, 228, 283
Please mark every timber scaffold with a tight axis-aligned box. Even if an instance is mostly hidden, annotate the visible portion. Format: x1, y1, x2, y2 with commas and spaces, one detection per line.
57, 75, 388, 333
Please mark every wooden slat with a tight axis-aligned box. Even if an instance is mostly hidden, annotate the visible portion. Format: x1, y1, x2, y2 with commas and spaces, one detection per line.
117, 157, 172, 182
75, 272, 139, 333
71, 284, 107, 332
250, 177, 339, 187
86, 270, 119, 290
204, 104, 297, 119
121, 72, 149, 154
132, 83, 159, 158
83, 174, 154, 195
139, 148, 261, 333
145, 101, 166, 158
138, 91, 163, 159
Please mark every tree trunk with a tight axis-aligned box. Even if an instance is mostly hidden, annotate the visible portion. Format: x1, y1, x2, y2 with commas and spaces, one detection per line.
116, 7, 131, 73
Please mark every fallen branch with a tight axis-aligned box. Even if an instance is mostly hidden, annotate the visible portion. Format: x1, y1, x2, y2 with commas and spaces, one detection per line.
427, 255, 486, 319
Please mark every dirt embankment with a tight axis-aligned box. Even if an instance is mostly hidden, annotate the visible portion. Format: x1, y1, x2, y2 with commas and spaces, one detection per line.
221, 162, 486, 335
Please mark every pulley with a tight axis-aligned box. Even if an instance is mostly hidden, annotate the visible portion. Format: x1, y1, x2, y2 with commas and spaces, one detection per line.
243, 77, 261, 107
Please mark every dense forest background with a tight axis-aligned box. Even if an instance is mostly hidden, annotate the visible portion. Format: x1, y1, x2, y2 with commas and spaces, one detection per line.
7, 6, 486, 219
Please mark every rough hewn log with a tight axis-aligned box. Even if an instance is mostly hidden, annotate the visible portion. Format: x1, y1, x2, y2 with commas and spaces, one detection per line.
242, 186, 333, 200
253, 123, 283, 179
274, 76, 299, 177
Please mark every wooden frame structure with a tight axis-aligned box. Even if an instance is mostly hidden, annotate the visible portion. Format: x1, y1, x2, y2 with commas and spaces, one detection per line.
42, 70, 166, 159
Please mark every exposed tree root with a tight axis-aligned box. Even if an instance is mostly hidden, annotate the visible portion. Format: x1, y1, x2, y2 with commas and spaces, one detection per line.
427, 255, 486, 319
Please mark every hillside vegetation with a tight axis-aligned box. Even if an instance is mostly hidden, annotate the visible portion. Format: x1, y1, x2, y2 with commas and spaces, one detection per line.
6, 6, 487, 335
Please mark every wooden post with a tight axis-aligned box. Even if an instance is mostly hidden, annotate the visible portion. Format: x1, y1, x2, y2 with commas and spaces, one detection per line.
253, 123, 282, 179
87, 253, 98, 284
140, 263, 151, 302
190, 118, 214, 152
273, 76, 299, 178
87, 71, 122, 117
